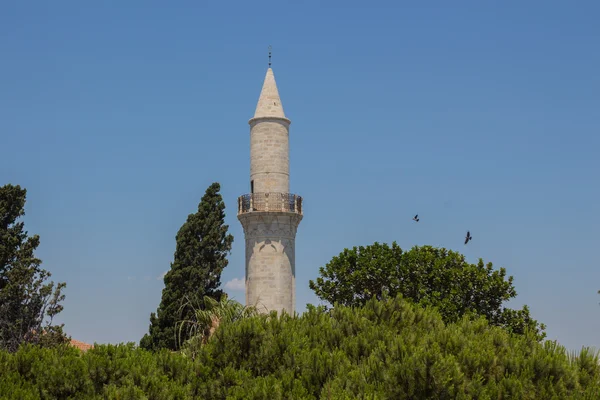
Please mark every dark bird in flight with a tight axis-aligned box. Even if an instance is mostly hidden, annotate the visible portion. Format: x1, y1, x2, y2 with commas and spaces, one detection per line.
464, 231, 473, 245
413, 214, 419, 222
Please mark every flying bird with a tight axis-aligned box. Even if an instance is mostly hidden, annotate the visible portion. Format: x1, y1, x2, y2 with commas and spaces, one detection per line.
464, 231, 472, 245
413, 214, 419, 222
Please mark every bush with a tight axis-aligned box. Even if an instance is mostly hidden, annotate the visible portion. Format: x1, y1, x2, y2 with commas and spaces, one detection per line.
0, 296, 598, 399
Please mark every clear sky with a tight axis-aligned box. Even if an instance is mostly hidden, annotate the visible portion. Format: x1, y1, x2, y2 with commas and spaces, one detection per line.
1, 1, 599, 351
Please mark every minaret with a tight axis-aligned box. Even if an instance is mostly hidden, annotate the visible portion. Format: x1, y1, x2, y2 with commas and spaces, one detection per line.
237, 51, 303, 316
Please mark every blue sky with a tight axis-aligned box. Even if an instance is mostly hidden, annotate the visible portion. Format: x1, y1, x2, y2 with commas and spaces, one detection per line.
1, 1, 599, 351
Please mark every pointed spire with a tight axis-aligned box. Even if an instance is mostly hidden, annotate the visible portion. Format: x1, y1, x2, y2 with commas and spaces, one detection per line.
253, 68, 287, 119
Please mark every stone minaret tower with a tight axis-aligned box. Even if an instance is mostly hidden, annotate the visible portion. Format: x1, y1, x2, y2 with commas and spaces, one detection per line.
237, 62, 303, 316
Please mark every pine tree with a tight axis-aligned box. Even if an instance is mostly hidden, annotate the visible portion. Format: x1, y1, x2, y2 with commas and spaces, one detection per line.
0, 184, 68, 352
140, 182, 234, 351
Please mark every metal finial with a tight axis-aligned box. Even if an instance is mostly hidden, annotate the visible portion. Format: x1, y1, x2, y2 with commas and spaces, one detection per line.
268, 45, 272, 67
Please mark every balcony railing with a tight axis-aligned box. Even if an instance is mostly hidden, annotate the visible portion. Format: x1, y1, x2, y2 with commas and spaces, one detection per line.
238, 192, 303, 215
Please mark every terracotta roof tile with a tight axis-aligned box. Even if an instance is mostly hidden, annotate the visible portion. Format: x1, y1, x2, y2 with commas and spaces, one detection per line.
70, 339, 93, 352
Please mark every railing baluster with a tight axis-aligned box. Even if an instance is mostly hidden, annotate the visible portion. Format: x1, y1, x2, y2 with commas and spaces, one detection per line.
237, 192, 302, 215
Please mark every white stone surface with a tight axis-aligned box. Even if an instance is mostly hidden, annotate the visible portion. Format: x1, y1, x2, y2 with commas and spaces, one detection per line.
249, 118, 290, 194
238, 212, 302, 315
239, 67, 303, 316
253, 68, 286, 119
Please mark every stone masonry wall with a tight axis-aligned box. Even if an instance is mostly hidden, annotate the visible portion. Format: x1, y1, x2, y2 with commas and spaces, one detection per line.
238, 212, 302, 315
249, 118, 290, 194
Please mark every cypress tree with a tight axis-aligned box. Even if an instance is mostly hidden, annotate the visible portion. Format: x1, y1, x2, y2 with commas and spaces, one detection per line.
0, 184, 68, 352
140, 182, 234, 351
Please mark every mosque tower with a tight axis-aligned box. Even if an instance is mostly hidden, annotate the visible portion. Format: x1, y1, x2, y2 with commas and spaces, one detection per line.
237, 50, 303, 315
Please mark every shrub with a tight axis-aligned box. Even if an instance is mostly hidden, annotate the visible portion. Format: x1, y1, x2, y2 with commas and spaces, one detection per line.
0, 296, 598, 399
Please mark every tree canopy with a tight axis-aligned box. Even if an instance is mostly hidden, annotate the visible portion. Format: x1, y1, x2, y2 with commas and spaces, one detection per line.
0, 184, 68, 352
309, 242, 545, 340
1, 295, 598, 398
140, 182, 234, 351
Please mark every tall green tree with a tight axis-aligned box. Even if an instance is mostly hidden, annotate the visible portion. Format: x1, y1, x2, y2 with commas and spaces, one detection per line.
140, 182, 234, 351
0, 184, 68, 352
309, 242, 546, 340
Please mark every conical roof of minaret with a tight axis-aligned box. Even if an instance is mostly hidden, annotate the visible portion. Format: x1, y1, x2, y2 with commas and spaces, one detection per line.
253, 68, 287, 119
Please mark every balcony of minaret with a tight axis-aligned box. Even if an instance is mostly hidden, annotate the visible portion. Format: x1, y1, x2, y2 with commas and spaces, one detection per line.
237, 192, 303, 216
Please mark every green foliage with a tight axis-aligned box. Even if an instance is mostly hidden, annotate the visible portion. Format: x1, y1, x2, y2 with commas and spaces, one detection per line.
0, 296, 598, 398
0, 184, 68, 352
141, 182, 234, 351
0, 343, 200, 399
309, 242, 546, 340
177, 293, 258, 360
